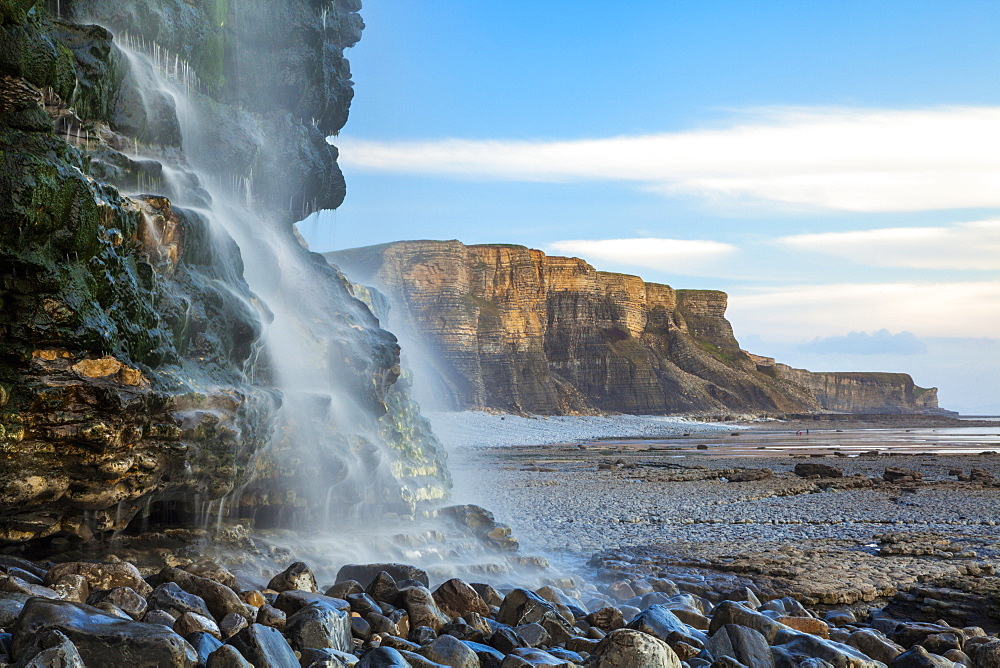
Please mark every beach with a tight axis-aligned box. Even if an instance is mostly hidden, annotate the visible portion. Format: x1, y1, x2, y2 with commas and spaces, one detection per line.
442, 411, 1000, 625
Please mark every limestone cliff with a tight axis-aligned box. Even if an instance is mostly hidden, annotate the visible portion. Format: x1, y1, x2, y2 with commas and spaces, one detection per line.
765, 363, 943, 415
328, 240, 944, 417
0, 0, 448, 547
326, 241, 823, 416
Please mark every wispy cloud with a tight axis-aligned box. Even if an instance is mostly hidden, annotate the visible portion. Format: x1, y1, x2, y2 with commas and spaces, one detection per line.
727, 281, 1000, 341
547, 238, 736, 275
338, 106, 1000, 212
777, 219, 1000, 271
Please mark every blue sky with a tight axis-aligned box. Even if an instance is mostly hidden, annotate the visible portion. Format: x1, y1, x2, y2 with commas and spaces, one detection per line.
300, 0, 1000, 413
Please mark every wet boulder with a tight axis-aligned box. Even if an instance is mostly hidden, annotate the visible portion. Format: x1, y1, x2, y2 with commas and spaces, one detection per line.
887, 645, 953, 667
627, 604, 706, 655
227, 623, 299, 668
12, 598, 196, 666
417, 634, 480, 667
150, 582, 214, 620
158, 568, 249, 622
337, 564, 430, 589
45, 562, 152, 598
589, 628, 681, 667
709, 624, 774, 668
267, 562, 319, 594
433, 579, 490, 619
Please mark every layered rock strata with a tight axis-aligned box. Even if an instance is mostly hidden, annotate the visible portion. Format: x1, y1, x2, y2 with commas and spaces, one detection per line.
766, 362, 942, 414
0, 0, 448, 547
328, 241, 940, 416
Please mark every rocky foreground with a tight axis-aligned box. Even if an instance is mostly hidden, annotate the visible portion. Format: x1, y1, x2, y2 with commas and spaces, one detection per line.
2, 544, 999, 667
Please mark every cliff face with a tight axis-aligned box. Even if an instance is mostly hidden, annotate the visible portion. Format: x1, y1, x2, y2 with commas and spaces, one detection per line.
0, 0, 448, 547
769, 364, 942, 415
327, 241, 823, 416
328, 240, 945, 417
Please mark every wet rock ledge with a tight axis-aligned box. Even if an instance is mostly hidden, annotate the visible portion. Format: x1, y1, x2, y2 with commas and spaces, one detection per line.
0, 550, 998, 667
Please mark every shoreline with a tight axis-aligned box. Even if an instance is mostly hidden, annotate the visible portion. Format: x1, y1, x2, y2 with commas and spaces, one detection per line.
426, 411, 741, 449
428, 410, 997, 450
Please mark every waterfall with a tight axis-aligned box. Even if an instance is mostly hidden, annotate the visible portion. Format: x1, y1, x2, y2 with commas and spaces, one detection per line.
76, 3, 449, 533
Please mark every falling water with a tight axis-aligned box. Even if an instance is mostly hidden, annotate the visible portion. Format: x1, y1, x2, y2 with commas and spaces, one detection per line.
91, 17, 445, 535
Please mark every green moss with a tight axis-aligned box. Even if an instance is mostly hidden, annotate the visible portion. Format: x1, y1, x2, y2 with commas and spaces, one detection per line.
192, 0, 227, 92
694, 339, 744, 366
0, 19, 77, 101
0, 0, 40, 26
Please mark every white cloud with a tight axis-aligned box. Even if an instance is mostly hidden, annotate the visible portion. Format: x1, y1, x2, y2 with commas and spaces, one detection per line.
727, 281, 1000, 341
338, 106, 1000, 212
777, 219, 1000, 271
548, 238, 736, 275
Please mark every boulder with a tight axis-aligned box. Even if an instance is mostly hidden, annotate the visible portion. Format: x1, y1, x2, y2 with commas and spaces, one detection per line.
972, 639, 1000, 667
328, 580, 365, 599
187, 632, 223, 666
256, 604, 286, 632
470, 584, 504, 608
399, 648, 450, 667
847, 630, 904, 664
589, 628, 682, 668
45, 562, 152, 598
883, 468, 923, 483
284, 602, 352, 653
403, 586, 451, 632
488, 627, 526, 655
221, 612, 251, 638
174, 611, 222, 639
86, 587, 147, 620
462, 640, 505, 668
508, 647, 573, 666
185, 561, 238, 590
267, 562, 319, 594
627, 604, 706, 655
887, 645, 953, 667
206, 644, 253, 668
496, 589, 573, 644
158, 568, 248, 622
777, 616, 830, 639
433, 579, 490, 619
150, 582, 214, 620
709, 624, 774, 668
12, 598, 196, 667
368, 572, 401, 604
337, 564, 430, 589
17, 629, 85, 668
358, 646, 413, 667
418, 634, 480, 668
274, 590, 351, 617
0, 593, 29, 628
227, 623, 299, 668
710, 601, 791, 644
794, 463, 843, 478
587, 607, 625, 631
772, 629, 887, 668
513, 622, 549, 648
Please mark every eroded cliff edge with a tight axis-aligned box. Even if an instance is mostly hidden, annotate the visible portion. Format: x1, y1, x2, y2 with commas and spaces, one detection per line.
327, 240, 943, 417
0, 0, 449, 547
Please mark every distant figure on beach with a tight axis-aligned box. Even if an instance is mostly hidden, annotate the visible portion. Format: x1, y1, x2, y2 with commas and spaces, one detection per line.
796, 430, 802, 435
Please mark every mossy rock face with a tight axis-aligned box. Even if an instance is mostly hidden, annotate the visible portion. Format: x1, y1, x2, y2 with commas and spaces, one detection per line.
0, 0, 453, 547
0, 7, 278, 544
0, 17, 77, 101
